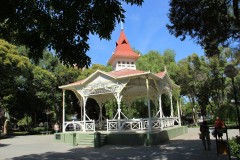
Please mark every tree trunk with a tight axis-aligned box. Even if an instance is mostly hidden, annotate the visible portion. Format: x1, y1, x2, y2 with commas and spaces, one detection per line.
233, 0, 239, 21
191, 97, 197, 126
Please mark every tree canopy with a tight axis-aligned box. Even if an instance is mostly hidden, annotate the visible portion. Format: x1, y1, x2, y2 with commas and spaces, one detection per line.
0, 39, 31, 112
0, 0, 143, 68
167, 0, 240, 57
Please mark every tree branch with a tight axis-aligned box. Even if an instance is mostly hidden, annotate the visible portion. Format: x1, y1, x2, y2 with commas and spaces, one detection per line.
233, 0, 239, 21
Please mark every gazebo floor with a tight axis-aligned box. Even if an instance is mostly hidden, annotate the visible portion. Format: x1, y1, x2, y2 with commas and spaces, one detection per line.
54, 125, 188, 147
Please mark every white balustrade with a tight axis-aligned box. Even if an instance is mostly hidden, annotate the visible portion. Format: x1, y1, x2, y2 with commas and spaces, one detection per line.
63, 120, 95, 132
63, 117, 179, 132
106, 117, 179, 132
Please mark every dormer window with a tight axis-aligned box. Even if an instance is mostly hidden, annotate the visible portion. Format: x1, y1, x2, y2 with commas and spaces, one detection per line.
122, 40, 127, 44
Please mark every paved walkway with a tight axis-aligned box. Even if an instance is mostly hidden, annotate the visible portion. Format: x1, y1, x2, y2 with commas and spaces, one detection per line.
0, 128, 239, 160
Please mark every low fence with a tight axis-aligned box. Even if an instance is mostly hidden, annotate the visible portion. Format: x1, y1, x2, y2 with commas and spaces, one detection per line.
107, 117, 177, 131
63, 117, 179, 132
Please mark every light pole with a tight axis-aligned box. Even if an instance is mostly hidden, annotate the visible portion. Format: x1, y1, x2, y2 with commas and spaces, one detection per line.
224, 64, 240, 134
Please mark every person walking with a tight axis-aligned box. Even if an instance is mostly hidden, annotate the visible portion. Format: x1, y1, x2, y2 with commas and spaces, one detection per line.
214, 116, 225, 140
200, 121, 211, 150
54, 122, 60, 133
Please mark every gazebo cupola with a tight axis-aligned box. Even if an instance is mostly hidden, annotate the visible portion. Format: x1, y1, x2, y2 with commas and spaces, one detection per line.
108, 29, 140, 71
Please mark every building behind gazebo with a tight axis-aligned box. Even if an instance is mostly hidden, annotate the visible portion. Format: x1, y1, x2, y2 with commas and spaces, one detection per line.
55, 29, 187, 147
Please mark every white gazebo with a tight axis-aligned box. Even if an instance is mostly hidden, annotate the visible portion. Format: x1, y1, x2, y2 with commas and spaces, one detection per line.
59, 29, 181, 134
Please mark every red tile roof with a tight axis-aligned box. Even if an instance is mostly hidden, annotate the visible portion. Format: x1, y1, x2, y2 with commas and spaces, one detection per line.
59, 69, 168, 89
155, 72, 165, 78
108, 68, 146, 78
59, 79, 85, 89
108, 30, 140, 65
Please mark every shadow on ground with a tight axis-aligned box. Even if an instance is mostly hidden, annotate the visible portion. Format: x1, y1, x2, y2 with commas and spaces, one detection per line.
8, 139, 226, 160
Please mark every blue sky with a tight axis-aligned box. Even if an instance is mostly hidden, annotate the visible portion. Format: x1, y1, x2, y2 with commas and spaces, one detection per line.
87, 0, 205, 66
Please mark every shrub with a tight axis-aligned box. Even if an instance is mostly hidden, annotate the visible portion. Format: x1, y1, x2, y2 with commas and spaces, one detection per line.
229, 135, 240, 159
29, 127, 47, 135
17, 115, 32, 131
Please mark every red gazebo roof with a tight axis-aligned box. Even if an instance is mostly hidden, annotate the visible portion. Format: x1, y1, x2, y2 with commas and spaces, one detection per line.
108, 30, 140, 65
108, 68, 146, 78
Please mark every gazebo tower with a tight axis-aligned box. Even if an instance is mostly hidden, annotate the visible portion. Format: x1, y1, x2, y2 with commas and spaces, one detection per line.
108, 29, 140, 71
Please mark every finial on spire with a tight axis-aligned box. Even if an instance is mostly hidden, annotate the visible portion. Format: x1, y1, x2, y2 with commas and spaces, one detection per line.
121, 21, 124, 30
120, 0, 124, 30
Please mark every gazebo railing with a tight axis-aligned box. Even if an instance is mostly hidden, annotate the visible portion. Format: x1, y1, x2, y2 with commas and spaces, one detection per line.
63, 120, 95, 132
63, 117, 178, 132
107, 117, 178, 131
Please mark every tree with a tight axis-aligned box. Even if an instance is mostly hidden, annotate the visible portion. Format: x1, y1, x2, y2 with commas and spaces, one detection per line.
162, 49, 180, 81
136, 50, 165, 73
0, 0, 143, 68
167, 0, 240, 57
178, 54, 202, 124
0, 39, 31, 114
78, 64, 112, 80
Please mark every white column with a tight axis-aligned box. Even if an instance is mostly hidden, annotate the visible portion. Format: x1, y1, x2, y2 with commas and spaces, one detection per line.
115, 93, 123, 131
117, 98, 121, 120
177, 100, 182, 126
113, 93, 123, 120
146, 77, 152, 133
82, 96, 88, 132
96, 98, 104, 129
170, 92, 173, 117
158, 94, 163, 118
62, 90, 65, 132
80, 97, 83, 121
113, 92, 124, 131
99, 105, 103, 127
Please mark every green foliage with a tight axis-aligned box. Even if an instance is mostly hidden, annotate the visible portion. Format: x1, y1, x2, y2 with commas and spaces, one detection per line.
167, 0, 239, 57
136, 50, 164, 73
17, 115, 32, 131
175, 50, 235, 122
104, 100, 117, 119
229, 135, 240, 159
32, 66, 57, 105
0, 0, 143, 68
163, 49, 176, 64
30, 127, 48, 134
78, 64, 112, 80
17, 115, 32, 126
216, 103, 239, 123
54, 64, 80, 85
181, 102, 193, 116
0, 39, 32, 113
38, 50, 59, 72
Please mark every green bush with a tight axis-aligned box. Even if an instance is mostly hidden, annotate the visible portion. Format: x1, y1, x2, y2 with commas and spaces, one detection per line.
229, 135, 240, 159
29, 127, 47, 135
